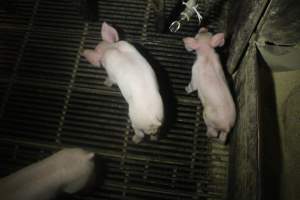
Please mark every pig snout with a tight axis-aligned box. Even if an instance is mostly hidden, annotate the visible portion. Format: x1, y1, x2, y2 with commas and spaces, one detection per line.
0, 148, 95, 200
57, 148, 95, 194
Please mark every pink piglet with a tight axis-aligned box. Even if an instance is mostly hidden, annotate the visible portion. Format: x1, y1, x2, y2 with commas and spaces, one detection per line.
82, 22, 164, 144
183, 28, 236, 143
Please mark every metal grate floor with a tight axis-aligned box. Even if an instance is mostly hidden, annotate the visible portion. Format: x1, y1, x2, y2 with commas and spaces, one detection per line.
0, 0, 229, 199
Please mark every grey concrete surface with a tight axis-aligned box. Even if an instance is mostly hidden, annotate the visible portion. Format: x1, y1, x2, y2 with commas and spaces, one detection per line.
272, 70, 300, 200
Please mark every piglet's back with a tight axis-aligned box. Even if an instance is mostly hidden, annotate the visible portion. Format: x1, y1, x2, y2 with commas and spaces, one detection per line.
103, 41, 159, 99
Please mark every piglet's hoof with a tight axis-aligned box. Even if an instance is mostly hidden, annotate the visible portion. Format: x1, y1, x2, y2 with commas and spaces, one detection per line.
209, 133, 227, 144
185, 84, 193, 94
218, 132, 227, 144
104, 78, 113, 87
132, 135, 143, 144
150, 135, 158, 141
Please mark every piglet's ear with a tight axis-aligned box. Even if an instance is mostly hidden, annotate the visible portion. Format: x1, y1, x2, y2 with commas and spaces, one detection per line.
210, 33, 225, 48
183, 37, 199, 51
82, 49, 101, 67
101, 22, 119, 43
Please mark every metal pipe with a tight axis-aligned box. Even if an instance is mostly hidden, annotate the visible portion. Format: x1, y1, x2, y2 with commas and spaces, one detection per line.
169, 0, 203, 33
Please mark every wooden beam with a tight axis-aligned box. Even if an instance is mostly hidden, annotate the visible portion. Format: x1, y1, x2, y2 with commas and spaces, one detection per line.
227, 41, 260, 200
226, 0, 270, 73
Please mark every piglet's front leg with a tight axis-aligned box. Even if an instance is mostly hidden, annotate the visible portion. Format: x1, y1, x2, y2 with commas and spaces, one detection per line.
185, 72, 198, 94
104, 77, 114, 87
185, 82, 195, 94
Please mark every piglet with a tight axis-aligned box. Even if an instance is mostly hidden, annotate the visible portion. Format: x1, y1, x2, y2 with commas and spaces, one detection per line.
183, 28, 236, 143
0, 148, 95, 200
82, 22, 164, 144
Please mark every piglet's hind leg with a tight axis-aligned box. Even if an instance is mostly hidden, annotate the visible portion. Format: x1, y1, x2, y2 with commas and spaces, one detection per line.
206, 126, 218, 138
217, 131, 228, 144
132, 129, 144, 144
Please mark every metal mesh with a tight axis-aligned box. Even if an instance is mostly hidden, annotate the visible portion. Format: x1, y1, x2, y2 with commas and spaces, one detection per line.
0, 0, 229, 199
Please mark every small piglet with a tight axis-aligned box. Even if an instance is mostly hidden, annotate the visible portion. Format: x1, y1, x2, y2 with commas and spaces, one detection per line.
0, 148, 95, 200
183, 28, 236, 143
82, 22, 164, 144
